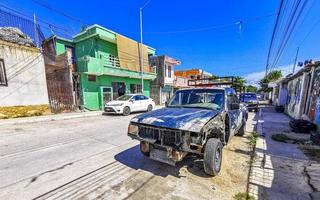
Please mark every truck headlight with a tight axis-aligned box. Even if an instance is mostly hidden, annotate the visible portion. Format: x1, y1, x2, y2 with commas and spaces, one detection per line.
128, 124, 139, 135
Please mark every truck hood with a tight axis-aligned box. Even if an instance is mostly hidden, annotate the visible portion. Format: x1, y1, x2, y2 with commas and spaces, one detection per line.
131, 107, 220, 133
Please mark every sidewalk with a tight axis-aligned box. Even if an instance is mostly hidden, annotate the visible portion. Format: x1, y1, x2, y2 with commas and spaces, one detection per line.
0, 105, 164, 126
0, 111, 103, 126
248, 107, 319, 200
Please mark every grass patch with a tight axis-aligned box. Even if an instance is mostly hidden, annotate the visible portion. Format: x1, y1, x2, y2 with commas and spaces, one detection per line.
271, 133, 290, 143
234, 192, 255, 200
249, 132, 259, 148
0, 105, 51, 119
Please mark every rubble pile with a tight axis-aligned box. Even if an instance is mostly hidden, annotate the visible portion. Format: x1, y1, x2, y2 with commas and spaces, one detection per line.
0, 27, 35, 47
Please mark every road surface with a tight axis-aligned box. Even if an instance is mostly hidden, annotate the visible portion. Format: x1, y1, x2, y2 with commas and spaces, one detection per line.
0, 112, 256, 200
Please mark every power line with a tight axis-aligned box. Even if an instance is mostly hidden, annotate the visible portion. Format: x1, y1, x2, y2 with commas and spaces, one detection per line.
145, 13, 276, 34
31, 0, 88, 25
265, 0, 309, 74
265, 0, 285, 75
0, 4, 75, 38
270, 0, 309, 70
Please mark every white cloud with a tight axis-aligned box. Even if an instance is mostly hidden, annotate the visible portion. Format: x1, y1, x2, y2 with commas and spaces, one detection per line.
244, 64, 302, 86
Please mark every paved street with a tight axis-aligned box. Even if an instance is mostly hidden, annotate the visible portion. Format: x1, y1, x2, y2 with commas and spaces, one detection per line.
0, 112, 256, 200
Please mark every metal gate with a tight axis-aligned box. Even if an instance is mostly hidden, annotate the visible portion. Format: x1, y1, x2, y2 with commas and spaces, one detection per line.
46, 69, 76, 113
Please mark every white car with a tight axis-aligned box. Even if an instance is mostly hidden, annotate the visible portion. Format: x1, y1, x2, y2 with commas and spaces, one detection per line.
104, 94, 155, 116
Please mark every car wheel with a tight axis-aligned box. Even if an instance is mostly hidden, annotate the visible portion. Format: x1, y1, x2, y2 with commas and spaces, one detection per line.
123, 106, 131, 116
147, 104, 153, 112
203, 138, 223, 176
237, 120, 246, 136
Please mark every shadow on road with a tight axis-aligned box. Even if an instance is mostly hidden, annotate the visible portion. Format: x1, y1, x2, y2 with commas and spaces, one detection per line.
114, 145, 212, 178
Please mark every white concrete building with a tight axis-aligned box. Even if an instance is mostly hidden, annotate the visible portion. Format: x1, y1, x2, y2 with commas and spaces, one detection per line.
0, 39, 48, 107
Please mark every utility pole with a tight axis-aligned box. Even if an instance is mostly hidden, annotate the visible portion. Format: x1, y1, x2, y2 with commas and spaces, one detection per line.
139, 8, 144, 93
292, 47, 300, 74
140, 0, 151, 94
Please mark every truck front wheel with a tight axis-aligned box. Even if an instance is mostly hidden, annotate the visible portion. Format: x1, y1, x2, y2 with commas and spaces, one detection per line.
203, 138, 223, 176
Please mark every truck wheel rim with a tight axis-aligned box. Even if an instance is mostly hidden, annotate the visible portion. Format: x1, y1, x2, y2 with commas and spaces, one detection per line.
215, 147, 221, 171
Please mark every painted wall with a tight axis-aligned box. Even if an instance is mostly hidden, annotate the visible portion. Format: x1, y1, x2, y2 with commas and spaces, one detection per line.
308, 67, 320, 125
81, 74, 151, 110
55, 38, 74, 56
0, 41, 49, 106
286, 76, 303, 119
72, 25, 156, 110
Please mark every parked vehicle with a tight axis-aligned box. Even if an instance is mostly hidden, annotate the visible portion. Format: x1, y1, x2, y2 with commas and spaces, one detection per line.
240, 93, 259, 112
127, 86, 247, 176
104, 94, 155, 116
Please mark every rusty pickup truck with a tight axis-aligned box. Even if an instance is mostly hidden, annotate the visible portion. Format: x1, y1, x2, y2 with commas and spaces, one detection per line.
127, 86, 247, 176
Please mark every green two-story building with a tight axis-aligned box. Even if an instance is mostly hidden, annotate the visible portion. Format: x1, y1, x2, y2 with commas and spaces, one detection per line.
45, 24, 157, 111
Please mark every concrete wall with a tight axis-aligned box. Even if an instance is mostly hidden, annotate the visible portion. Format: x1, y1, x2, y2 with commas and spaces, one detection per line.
0, 41, 49, 106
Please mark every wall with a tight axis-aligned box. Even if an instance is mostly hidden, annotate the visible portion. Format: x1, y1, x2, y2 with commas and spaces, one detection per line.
0, 41, 49, 106
81, 74, 151, 110
286, 75, 303, 119
307, 67, 320, 124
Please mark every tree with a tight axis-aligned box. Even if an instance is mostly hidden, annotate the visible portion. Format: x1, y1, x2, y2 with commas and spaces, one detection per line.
234, 76, 246, 87
259, 70, 282, 92
246, 85, 258, 93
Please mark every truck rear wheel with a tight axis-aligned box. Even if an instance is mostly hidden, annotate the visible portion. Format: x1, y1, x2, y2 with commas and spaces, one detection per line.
203, 138, 223, 176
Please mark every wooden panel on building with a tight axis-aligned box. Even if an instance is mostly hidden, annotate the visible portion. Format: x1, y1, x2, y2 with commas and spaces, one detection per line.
116, 34, 150, 73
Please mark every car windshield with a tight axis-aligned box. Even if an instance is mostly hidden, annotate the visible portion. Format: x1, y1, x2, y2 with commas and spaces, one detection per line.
116, 95, 133, 101
168, 89, 224, 110
240, 93, 257, 99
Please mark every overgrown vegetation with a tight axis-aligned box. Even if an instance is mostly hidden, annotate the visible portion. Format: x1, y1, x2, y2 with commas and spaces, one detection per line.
0, 105, 51, 119
246, 85, 258, 93
234, 192, 255, 200
259, 70, 282, 92
249, 132, 259, 148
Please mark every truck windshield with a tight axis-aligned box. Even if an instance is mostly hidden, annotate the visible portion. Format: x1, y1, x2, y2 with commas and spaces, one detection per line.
168, 89, 224, 110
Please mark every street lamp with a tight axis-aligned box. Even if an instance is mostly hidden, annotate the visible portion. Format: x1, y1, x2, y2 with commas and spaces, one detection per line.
140, 0, 151, 93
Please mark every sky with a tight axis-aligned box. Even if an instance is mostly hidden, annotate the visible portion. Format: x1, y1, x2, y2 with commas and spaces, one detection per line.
1, 0, 320, 85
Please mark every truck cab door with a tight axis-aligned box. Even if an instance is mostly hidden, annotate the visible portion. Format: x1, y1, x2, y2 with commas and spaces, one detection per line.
227, 94, 241, 136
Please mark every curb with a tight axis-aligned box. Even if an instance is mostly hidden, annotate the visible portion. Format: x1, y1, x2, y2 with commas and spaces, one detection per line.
0, 111, 103, 126
248, 109, 266, 200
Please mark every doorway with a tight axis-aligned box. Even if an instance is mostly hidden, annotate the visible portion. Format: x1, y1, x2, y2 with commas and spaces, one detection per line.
112, 82, 126, 99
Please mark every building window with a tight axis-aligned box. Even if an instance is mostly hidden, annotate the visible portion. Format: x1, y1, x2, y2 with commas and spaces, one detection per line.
164, 64, 167, 77
88, 75, 96, 82
109, 54, 120, 67
130, 84, 142, 94
0, 59, 7, 86
168, 65, 172, 78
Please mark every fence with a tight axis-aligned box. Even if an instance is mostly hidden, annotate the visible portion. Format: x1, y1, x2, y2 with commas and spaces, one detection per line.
0, 7, 45, 47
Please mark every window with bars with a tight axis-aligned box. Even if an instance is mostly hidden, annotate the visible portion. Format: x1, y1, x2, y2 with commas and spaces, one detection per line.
109, 54, 120, 67
0, 59, 7, 86
168, 65, 172, 78
130, 84, 142, 94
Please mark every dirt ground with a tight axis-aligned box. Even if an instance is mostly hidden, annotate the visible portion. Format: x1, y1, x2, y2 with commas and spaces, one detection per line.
94, 114, 255, 200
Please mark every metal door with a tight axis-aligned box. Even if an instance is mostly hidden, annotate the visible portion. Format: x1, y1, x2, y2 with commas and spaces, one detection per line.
100, 87, 113, 109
